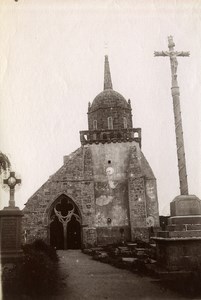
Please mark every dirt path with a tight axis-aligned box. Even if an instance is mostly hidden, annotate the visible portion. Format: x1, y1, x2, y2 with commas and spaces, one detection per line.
55, 250, 187, 300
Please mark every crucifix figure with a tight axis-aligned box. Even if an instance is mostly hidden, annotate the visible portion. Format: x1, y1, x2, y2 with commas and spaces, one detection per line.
3, 171, 21, 208
154, 36, 190, 195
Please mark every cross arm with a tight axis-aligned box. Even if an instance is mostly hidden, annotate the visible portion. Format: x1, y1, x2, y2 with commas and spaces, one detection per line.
175, 51, 190, 57
154, 51, 170, 57
16, 178, 21, 184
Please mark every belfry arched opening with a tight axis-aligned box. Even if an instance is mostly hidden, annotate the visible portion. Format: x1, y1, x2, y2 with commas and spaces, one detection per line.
49, 195, 81, 250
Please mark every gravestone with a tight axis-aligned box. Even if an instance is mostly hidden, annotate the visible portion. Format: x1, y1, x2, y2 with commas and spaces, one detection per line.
0, 172, 23, 263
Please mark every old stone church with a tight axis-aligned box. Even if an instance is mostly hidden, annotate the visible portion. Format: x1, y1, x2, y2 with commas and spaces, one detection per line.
23, 56, 159, 249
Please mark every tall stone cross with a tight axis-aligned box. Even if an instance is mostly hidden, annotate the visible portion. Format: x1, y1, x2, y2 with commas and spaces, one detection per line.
154, 36, 190, 195
3, 171, 21, 208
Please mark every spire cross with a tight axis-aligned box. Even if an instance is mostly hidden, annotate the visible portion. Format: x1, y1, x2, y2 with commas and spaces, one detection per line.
104, 42, 108, 55
154, 36, 190, 195
3, 171, 21, 208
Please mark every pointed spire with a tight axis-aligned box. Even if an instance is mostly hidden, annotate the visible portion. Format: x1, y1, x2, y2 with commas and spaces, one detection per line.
104, 55, 113, 90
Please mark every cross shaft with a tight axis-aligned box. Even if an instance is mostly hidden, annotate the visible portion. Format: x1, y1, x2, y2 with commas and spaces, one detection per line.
154, 36, 189, 195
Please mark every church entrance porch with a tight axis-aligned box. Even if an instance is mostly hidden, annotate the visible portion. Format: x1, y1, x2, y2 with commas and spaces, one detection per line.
49, 195, 81, 250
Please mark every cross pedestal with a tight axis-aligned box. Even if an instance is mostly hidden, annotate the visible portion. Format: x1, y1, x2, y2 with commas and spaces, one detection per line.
0, 172, 23, 263
0, 209, 23, 263
154, 195, 201, 272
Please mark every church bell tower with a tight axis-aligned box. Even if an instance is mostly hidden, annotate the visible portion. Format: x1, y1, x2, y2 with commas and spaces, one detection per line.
80, 56, 141, 147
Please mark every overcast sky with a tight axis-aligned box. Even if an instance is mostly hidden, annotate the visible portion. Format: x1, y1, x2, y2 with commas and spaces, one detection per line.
0, 0, 201, 215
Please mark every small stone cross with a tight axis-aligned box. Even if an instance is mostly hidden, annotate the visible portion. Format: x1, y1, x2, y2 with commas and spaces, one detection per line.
3, 171, 21, 208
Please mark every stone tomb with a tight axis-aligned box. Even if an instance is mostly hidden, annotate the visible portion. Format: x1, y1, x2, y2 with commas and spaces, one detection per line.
0, 207, 23, 263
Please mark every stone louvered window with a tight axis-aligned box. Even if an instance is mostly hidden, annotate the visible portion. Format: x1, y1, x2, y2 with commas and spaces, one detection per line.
93, 120, 97, 130
123, 117, 127, 129
108, 117, 113, 129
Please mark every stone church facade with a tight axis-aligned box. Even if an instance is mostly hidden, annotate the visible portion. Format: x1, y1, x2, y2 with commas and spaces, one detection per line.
23, 56, 159, 249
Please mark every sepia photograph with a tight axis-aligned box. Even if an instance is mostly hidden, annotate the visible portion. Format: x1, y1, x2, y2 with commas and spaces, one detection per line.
0, 0, 201, 299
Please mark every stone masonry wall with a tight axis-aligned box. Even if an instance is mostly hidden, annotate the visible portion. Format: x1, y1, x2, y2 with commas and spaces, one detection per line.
88, 107, 132, 131
23, 146, 97, 247
128, 143, 159, 242
90, 143, 130, 244
23, 141, 159, 247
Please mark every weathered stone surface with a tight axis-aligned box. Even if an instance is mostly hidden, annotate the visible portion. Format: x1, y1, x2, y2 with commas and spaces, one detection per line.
169, 215, 201, 225
170, 195, 201, 216
122, 257, 137, 262
128, 145, 159, 241
157, 231, 170, 238
159, 230, 201, 238
0, 207, 23, 262
155, 194, 201, 271
96, 226, 130, 245
167, 224, 201, 231
169, 230, 201, 238
88, 89, 132, 131
155, 238, 201, 271
23, 139, 159, 247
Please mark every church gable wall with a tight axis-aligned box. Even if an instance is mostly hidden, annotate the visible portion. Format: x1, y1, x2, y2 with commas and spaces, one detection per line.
23, 146, 96, 245
23, 142, 159, 246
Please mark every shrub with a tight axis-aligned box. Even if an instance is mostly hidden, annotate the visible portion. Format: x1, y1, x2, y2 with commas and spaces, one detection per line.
2, 239, 60, 297
21, 250, 59, 295
22, 238, 59, 262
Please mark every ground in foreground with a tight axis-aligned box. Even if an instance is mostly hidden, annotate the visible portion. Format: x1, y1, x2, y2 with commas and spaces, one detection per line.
56, 250, 187, 300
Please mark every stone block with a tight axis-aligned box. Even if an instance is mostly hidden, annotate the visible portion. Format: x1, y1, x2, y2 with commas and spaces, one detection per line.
96, 251, 108, 258
187, 224, 201, 230
169, 230, 201, 238
169, 215, 201, 225
131, 227, 149, 242
0, 207, 23, 263
96, 226, 130, 245
170, 195, 201, 216
167, 224, 201, 231
167, 224, 186, 231
154, 237, 201, 271
127, 243, 137, 249
122, 257, 137, 262
135, 248, 146, 255
117, 246, 128, 250
157, 231, 170, 238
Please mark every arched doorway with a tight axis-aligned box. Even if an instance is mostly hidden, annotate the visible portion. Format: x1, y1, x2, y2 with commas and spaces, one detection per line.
50, 215, 64, 249
67, 215, 81, 249
49, 195, 82, 250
